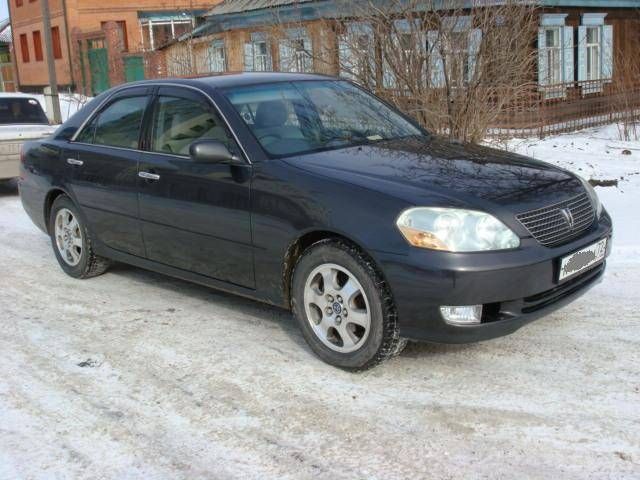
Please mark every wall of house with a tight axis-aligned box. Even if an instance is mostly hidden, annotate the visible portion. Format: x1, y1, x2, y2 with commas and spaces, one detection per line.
164, 18, 339, 77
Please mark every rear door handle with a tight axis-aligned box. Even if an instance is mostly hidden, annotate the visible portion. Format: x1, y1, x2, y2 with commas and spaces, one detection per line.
139, 171, 160, 181
67, 158, 83, 166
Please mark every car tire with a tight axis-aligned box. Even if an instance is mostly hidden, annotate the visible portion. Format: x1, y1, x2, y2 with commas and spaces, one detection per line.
49, 195, 110, 279
291, 239, 406, 371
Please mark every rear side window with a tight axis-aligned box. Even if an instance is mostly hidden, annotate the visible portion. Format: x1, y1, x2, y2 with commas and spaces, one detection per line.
0, 97, 49, 125
150, 95, 233, 156
76, 96, 147, 149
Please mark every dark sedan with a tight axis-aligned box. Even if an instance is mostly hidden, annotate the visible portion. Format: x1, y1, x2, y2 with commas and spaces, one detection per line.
18, 73, 612, 370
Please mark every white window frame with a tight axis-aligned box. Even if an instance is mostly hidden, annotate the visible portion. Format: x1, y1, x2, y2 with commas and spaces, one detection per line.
538, 14, 573, 100
543, 27, 563, 85
209, 39, 226, 73
585, 26, 601, 81
253, 41, 270, 72
278, 28, 313, 73
426, 16, 481, 90
578, 13, 612, 95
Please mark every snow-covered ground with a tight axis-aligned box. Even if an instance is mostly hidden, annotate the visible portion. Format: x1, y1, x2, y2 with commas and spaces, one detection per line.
0, 124, 638, 479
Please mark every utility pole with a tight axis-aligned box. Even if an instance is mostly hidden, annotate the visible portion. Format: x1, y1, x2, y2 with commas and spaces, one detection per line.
40, 0, 62, 124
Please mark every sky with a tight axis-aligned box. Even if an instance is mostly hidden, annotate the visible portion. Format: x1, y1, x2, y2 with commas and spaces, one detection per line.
1, 1, 8, 21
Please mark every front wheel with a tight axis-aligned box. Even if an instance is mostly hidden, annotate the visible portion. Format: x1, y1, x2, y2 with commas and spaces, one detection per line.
49, 195, 111, 278
291, 240, 406, 370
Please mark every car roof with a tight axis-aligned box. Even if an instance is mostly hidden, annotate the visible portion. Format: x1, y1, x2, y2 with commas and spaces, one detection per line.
0, 92, 43, 100
119, 72, 337, 91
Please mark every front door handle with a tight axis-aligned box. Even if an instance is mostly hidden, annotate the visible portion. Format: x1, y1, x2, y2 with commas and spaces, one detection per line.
67, 158, 83, 166
139, 171, 160, 181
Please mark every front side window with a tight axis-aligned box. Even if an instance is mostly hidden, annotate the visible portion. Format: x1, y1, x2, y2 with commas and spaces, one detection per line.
77, 96, 147, 148
223, 80, 422, 158
544, 27, 562, 85
151, 95, 232, 156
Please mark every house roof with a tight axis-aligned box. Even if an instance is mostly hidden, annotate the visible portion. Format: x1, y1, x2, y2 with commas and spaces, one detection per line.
206, 0, 316, 16
206, 0, 640, 17
182, 0, 640, 43
0, 18, 12, 45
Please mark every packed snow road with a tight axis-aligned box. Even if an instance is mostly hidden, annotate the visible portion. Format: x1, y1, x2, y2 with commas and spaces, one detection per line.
0, 172, 638, 479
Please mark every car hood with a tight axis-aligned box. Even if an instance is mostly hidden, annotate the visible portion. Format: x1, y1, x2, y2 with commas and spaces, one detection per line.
283, 135, 584, 214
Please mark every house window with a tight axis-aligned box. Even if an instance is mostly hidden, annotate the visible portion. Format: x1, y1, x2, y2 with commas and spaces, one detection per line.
427, 17, 482, 89
585, 27, 601, 81
538, 14, 573, 100
139, 16, 193, 51
244, 33, 272, 72
209, 39, 226, 73
279, 28, 312, 73
543, 27, 562, 85
578, 14, 612, 95
254, 41, 269, 71
19, 34, 29, 63
338, 23, 375, 85
51, 26, 62, 59
32, 31, 43, 62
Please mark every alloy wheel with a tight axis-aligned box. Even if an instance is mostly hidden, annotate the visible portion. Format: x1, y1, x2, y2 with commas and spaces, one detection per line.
303, 263, 371, 353
54, 208, 83, 267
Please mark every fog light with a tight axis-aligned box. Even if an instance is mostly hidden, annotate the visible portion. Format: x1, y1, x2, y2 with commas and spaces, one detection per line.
440, 305, 483, 325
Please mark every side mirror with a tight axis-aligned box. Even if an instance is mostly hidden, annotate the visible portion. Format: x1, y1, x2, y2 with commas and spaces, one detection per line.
189, 140, 241, 164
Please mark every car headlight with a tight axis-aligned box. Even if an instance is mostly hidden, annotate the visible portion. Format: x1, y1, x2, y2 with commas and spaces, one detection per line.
579, 177, 603, 219
396, 207, 520, 252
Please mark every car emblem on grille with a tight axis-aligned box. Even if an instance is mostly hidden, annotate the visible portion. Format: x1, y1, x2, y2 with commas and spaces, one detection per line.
560, 207, 575, 229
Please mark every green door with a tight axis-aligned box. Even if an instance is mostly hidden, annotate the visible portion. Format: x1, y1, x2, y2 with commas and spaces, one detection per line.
124, 56, 145, 83
88, 46, 109, 95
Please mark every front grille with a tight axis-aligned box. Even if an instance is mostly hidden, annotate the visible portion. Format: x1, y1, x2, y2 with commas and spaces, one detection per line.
516, 192, 595, 247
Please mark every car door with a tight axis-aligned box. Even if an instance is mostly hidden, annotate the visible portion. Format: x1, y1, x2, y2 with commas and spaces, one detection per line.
68, 86, 151, 257
137, 86, 254, 288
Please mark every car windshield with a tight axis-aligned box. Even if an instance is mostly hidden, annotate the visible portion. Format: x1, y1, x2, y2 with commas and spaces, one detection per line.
222, 80, 423, 157
0, 97, 49, 125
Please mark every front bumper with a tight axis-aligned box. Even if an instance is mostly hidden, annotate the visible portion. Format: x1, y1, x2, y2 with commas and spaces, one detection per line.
375, 211, 613, 343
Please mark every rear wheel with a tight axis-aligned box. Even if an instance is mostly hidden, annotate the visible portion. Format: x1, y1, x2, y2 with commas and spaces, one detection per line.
49, 195, 110, 278
292, 239, 406, 370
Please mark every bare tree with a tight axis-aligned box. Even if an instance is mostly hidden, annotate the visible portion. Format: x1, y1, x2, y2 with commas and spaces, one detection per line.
315, 0, 539, 143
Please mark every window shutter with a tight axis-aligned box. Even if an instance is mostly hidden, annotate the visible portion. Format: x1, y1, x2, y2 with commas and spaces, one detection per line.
601, 24, 613, 81
244, 42, 254, 72
562, 26, 574, 83
265, 42, 273, 71
538, 28, 547, 86
302, 36, 313, 72
279, 40, 294, 72
338, 38, 354, 79
427, 30, 445, 88
382, 35, 399, 89
577, 26, 587, 81
467, 28, 482, 82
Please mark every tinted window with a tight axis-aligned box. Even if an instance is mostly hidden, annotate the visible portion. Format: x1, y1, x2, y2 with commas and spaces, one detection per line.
151, 95, 232, 156
0, 97, 49, 125
222, 80, 422, 157
85, 96, 147, 149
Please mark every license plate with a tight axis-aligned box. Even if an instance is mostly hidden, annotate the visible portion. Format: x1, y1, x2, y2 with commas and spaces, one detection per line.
558, 238, 607, 282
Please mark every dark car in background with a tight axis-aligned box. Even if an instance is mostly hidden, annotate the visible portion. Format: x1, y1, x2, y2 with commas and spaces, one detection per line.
18, 73, 612, 370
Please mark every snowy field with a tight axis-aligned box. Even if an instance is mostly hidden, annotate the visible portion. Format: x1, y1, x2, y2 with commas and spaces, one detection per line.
0, 124, 639, 479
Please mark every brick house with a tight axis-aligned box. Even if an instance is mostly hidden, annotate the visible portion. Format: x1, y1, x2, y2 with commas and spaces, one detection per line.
8, 0, 219, 93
